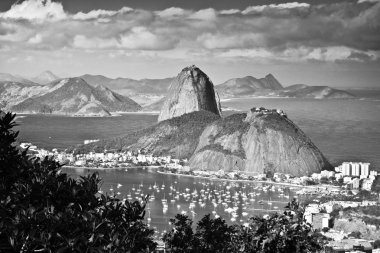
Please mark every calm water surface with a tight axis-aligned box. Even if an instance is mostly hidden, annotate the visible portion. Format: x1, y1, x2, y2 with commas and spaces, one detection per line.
64, 167, 297, 235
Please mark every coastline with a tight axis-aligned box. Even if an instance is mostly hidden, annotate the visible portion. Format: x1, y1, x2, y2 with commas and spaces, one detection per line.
157, 170, 317, 189
62, 165, 160, 171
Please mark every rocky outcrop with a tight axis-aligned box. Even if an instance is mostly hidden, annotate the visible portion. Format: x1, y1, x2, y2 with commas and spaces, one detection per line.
158, 65, 222, 122
189, 108, 331, 177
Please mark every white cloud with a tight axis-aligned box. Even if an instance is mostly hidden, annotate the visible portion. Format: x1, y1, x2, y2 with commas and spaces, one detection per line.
72, 35, 118, 49
155, 7, 187, 18
28, 33, 43, 44
198, 33, 264, 49
189, 8, 217, 20
119, 27, 177, 50
358, 0, 380, 3
0, 1, 378, 64
243, 2, 310, 14
0, 0, 67, 21
220, 9, 241, 15
72, 7, 133, 20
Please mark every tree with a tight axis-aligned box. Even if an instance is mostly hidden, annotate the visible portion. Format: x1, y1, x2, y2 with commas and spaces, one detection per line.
163, 214, 195, 253
164, 199, 326, 253
194, 214, 237, 253
238, 199, 326, 253
374, 239, 380, 249
371, 175, 380, 194
0, 111, 156, 252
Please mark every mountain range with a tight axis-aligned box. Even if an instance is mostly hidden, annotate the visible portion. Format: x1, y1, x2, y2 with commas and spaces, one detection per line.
0, 78, 141, 116
0, 70, 355, 116
216, 75, 354, 99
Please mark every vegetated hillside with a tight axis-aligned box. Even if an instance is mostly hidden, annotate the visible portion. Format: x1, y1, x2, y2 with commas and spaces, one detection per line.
280, 85, 355, 99
9, 78, 141, 116
80, 74, 173, 96
69, 111, 220, 158
189, 108, 332, 177
31, 70, 59, 85
158, 65, 222, 122
216, 74, 283, 98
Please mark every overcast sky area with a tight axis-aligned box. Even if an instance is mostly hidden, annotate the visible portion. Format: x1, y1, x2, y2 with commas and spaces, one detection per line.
0, 0, 379, 87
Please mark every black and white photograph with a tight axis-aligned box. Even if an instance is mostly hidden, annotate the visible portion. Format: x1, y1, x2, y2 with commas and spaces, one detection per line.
1, 0, 380, 252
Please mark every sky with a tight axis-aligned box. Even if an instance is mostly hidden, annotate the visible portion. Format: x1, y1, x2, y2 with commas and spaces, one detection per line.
0, 0, 379, 87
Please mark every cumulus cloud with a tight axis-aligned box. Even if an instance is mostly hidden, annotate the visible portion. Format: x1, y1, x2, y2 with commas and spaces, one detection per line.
0, 0, 379, 63
358, 0, 380, 3
189, 8, 217, 20
28, 33, 43, 44
72, 7, 133, 20
220, 9, 241, 15
0, 0, 66, 21
119, 27, 178, 50
155, 7, 187, 18
72, 35, 118, 49
242, 2, 310, 14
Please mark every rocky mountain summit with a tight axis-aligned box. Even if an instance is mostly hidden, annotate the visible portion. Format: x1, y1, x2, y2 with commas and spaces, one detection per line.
158, 65, 222, 122
189, 108, 331, 177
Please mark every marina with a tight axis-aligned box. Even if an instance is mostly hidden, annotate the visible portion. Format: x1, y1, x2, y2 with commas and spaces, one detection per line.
64, 166, 299, 239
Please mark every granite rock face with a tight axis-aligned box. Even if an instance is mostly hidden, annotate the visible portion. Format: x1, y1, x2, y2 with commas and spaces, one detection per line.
189, 108, 332, 177
158, 65, 221, 122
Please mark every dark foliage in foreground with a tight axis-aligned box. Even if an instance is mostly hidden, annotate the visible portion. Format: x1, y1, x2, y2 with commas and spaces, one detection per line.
163, 200, 327, 253
0, 111, 156, 252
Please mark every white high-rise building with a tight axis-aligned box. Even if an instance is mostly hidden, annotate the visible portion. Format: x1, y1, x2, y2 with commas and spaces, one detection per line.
342, 162, 351, 176
360, 163, 370, 177
352, 163, 360, 176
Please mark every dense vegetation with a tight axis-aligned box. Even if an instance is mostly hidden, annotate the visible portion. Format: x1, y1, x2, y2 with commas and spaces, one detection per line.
163, 200, 326, 253
1, 111, 327, 252
0, 112, 156, 252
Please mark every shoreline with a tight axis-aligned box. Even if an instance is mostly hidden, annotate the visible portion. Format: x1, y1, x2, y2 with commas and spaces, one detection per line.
156, 170, 325, 189
62, 165, 160, 171
64, 166, 342, 192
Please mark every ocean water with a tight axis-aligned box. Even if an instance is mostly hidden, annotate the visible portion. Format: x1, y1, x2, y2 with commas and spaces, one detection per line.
15, 113, 158, 150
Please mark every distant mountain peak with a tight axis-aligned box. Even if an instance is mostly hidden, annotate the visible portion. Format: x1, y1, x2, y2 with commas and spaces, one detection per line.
32, 70, 59, 85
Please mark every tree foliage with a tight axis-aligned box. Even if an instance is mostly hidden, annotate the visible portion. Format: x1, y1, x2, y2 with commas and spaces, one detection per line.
0, 111, 156, 252
163, 200, 326, 253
